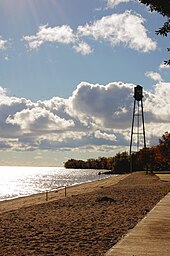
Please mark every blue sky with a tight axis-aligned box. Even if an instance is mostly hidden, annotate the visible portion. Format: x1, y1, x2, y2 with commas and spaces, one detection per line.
0, 0, 169, 166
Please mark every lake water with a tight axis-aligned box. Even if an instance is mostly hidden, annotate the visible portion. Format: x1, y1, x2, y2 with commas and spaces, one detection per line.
0, 166, 110, 201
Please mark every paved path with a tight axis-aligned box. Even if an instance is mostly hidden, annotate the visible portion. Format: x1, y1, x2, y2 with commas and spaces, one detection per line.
156, 174, 170, 182
105, 175, 170, 256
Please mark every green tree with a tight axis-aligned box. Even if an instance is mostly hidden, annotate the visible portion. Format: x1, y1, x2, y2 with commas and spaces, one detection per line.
139, 0, 170, 64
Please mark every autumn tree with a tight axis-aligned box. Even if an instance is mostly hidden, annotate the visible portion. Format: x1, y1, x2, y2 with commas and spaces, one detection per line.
157, 132, 170, 170
65, 132, 169, 172
136, 147, 156, 173
139, 0, 170, 64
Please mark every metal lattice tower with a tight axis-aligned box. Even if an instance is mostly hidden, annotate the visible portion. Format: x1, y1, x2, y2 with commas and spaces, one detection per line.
130, 85, 146, 170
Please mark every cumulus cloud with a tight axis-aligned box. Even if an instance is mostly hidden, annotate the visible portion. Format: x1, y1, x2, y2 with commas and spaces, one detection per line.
0, 81, 169, 152
144, 82, 170, 123
23, 24, 76, 49
6, 107, 74, 132
23, 24, 92, 55
68, 81, 134, 129
77, 11, 156, 52
0, 91, 33, 139
23, 12, 156, 54
106, 0, 130, 9
145, 71, 163, 82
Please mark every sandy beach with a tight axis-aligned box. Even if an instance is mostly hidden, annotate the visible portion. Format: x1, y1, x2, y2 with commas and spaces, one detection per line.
0, 174, 127, 214
0, 172, 170, 256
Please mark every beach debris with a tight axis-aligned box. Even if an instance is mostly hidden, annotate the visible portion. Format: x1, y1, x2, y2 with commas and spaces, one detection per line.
95, 196, 116, 203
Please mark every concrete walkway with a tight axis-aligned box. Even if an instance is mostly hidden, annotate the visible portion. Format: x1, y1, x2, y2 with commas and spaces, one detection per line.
105, 175, 170, 256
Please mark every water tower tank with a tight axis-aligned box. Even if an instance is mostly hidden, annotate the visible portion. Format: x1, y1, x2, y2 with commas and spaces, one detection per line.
134, 85, 143, 101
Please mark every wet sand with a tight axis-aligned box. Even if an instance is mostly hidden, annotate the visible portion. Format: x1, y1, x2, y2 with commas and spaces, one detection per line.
0, 172, 169, 256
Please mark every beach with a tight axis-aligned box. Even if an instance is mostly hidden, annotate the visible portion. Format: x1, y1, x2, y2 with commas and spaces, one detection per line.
0, 172, 170, 256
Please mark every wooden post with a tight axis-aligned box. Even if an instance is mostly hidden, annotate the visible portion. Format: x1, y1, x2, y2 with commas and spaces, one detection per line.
46, 191, 48, 201
65, 186, 67, 197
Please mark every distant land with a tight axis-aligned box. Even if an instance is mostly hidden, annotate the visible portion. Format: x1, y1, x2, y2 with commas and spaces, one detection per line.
65, 132, 170, 174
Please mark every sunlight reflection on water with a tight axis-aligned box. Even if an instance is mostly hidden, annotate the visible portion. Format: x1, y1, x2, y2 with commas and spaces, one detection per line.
0, 166, 109, 201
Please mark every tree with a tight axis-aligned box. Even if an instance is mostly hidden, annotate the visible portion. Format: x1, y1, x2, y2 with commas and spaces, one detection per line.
139, 0, 170, 65
158, 132, 170, 169
136, 147, 156, 173
113, 152, 130, 173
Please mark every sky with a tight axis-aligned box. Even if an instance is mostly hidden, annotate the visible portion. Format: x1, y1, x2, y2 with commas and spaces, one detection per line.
0, 0, 169, 166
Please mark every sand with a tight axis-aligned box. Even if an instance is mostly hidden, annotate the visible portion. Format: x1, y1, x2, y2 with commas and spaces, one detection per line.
0, 172, 170, 256
0, 174, 127, 214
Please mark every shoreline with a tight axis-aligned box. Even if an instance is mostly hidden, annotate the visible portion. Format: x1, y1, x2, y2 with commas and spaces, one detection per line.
0, 173, 127, 214
0, 172, 169, 256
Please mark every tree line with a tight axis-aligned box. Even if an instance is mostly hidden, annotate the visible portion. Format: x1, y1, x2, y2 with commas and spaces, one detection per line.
64, 132, 170, 173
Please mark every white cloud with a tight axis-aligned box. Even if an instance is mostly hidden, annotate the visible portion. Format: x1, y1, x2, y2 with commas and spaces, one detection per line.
73, 41, 93, 55
77, 12, 156, 53
23, 24, 92, 55
106, 0, 130, 9
4, 56, 9, 61
144, 82, 170, 123
0, 36, 8, 50
0, 81, 169, 152
0, 86, 7, 95
95, 130, 117, 141
23, 12, 156, 54
23, 24, 76, 48
69, 81, 134, 129
159, 62, 170, 70
145, 71, 163, 82
6, 107, 75, 132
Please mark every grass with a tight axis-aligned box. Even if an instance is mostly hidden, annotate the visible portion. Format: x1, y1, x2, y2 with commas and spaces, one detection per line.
154, 170, 170, 174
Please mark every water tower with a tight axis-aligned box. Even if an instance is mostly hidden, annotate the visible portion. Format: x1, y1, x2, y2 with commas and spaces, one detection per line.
130, 85, 146, 170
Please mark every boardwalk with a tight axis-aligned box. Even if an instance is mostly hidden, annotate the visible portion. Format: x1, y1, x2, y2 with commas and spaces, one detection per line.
105, 175, 170, 256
